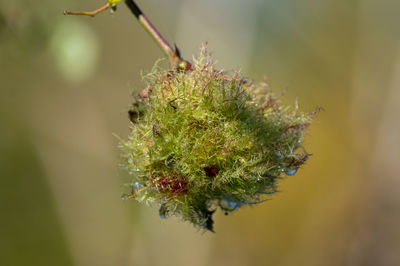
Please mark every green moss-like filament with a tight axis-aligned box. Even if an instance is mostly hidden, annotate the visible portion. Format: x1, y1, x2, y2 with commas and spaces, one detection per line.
120, 47, 314, 231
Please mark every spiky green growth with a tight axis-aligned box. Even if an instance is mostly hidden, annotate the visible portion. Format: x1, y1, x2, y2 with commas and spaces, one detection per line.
120, 47, 314, 231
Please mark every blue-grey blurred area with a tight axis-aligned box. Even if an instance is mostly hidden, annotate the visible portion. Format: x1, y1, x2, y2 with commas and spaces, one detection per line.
1, 0, 399, 265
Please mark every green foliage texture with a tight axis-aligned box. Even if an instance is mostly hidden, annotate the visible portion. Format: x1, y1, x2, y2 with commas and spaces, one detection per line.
120, 47, 314, 231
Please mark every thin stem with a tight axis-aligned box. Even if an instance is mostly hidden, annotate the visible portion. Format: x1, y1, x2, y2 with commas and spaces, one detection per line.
124, 0, 174, 58
124, 0, 191, 70
64, 0, 191, 69
64, 3, 111, 17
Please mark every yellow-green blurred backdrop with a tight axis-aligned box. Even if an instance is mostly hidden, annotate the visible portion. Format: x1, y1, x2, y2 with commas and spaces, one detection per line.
1, 0, 399, 266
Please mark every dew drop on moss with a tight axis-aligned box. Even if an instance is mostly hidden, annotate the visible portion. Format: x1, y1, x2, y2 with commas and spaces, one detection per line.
286, 169, 297, 175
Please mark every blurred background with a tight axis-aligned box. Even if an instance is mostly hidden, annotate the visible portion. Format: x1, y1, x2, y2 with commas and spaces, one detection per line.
1, 0, 399, 265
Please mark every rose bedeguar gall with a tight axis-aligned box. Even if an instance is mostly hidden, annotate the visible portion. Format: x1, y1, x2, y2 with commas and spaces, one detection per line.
120, 47, 317, 231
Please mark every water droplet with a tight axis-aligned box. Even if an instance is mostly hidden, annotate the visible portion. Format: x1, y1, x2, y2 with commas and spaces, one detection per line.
130, 182, 141, 188
159, 204, 168, 219
286, 169, 297, 175
224, 199, 241, 211
225, 199, 237, 208
128, 158, 133, 164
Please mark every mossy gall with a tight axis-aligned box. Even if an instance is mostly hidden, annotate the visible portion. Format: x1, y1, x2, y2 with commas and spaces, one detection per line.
120, 46, 315, 231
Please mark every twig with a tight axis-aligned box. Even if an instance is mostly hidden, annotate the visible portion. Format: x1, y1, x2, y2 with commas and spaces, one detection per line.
124, 0, 172, 58
64, 3, 112, 17
63, 0, 191, 70
124, 0, 191, 69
